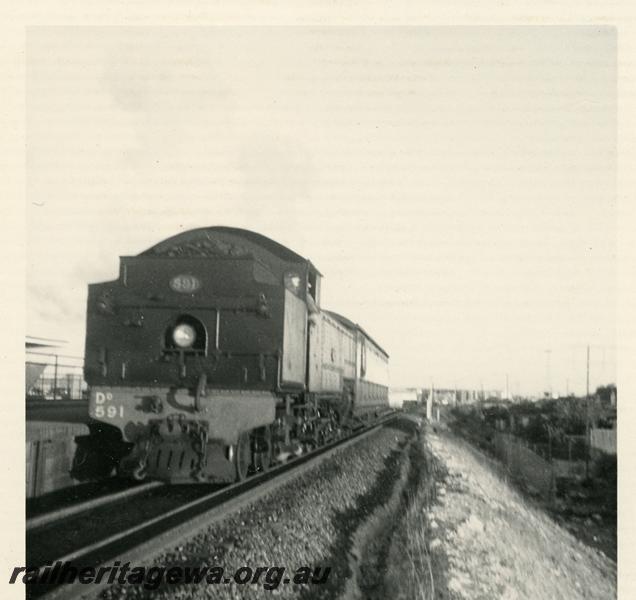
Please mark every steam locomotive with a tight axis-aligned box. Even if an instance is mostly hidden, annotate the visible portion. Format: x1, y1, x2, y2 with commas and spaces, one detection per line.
82, 227, 389, 483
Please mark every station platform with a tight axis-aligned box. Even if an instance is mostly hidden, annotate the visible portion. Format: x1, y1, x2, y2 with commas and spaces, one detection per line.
26, 399, 89, 424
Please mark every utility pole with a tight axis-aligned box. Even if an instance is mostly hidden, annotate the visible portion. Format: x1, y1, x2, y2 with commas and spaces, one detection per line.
505, 373, 509, 401
585, 345, 591, 479
545, 349, 552, 398
587, 345, 591, 398
53, 353, 58, 401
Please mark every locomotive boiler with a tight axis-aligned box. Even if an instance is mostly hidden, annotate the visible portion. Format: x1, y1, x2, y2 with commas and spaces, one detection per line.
83, 227, 389, 483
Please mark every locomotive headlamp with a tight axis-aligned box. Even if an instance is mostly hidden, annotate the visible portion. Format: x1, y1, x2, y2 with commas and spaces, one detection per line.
173, 323, 196, 348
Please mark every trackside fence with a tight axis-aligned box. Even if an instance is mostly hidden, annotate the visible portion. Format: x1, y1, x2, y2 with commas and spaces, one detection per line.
493, 433, 555, 501
26, 351, 86, 401
590, 428, 616, 456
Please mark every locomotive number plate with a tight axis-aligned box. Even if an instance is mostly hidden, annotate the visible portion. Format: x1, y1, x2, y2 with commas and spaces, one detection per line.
91, 390, 125, 419
170, 274, 201, 293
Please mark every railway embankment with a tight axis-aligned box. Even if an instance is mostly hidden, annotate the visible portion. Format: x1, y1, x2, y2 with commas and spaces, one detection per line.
338, 421, 616, 600
449, 411, 617, 562
401, 427, 617, 600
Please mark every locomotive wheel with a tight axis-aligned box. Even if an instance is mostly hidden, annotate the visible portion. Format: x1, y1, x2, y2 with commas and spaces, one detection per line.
235, 432, 251, 481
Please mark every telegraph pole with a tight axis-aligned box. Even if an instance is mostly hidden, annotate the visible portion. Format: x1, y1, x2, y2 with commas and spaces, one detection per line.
586, 345, 590, 399
53, 354, 58, 401
545, 349, 552, 398
585, 345, 591, 479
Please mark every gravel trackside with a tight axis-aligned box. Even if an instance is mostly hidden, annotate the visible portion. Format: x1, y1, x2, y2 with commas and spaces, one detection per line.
423, 429, 617, 600
98, 418, 419, 600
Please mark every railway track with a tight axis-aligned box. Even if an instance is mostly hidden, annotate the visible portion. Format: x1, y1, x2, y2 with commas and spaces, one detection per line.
27, 480, 163, 531
26, 413, 396, 600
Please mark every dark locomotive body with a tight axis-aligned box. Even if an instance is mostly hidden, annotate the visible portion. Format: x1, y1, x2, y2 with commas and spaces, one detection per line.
83, 227, 389, 482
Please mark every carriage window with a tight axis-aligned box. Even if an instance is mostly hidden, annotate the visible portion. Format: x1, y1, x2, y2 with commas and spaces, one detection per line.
360, 339, 367, 378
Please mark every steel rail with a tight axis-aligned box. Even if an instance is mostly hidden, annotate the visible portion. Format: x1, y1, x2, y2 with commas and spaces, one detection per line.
26, 482, 164, 532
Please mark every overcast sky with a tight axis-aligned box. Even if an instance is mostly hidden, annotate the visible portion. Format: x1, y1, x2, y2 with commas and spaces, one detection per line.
26, 26, 616, 395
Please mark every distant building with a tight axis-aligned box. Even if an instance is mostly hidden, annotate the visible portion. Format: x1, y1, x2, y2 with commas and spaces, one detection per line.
391, 386, 504, 409
389, 388, 419, 408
